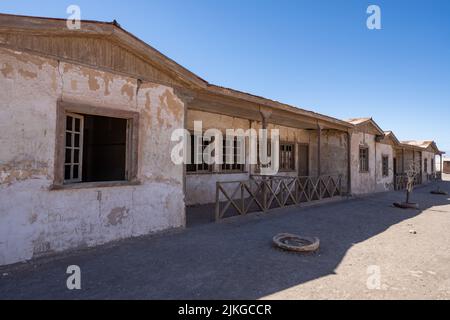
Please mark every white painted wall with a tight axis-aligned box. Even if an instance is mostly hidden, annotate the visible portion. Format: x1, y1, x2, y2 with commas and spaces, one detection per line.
0, 47, 185, 266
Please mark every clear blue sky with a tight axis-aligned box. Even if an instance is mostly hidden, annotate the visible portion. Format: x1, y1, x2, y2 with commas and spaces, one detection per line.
1, 0, 449, 153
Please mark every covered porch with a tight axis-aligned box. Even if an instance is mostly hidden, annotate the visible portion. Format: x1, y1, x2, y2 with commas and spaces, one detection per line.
184, 86, 353, 223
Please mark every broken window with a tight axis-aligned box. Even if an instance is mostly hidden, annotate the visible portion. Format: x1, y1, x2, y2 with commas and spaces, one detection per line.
359, 146, 369, 173
280, 143, 295, 171
382, 155, 389, 177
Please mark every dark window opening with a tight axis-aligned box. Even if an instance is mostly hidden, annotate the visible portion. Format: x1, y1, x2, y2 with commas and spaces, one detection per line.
64, 114, 127, 183
359, 147, 369, 173
382, 155, 389, 177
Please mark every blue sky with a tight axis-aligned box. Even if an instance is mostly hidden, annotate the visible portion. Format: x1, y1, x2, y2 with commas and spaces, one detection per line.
1, 0, 449, 153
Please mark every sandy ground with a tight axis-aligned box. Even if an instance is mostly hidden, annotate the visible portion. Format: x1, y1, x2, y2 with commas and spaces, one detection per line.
0, 175, 449, 300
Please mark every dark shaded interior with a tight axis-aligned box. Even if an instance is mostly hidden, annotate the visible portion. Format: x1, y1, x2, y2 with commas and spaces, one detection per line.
82, 115, 127, 182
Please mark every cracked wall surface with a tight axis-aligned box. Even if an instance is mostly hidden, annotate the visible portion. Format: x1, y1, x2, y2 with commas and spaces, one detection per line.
0, 47, 185, 266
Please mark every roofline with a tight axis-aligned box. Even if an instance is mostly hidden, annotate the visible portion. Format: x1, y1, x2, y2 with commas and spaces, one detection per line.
0, 13, 353, 129
347, 118, 385, 135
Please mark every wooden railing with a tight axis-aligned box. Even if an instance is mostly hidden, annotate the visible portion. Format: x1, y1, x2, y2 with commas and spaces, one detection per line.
427, 172, 442, 181
215, 174, 343, 221
395, 174, 423, 190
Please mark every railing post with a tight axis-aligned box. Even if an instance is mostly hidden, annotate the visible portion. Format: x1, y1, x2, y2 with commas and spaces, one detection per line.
241, 182, 245, 215
215, 182, 220, 221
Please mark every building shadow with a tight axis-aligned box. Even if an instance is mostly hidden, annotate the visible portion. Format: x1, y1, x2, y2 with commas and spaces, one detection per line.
0, 180, 449, 299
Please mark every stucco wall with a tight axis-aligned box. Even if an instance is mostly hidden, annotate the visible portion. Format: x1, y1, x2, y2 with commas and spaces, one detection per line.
422, 151, 436, 183
0, 47, 185, 266
350, 131, 377, 195
375, 143, 394, 192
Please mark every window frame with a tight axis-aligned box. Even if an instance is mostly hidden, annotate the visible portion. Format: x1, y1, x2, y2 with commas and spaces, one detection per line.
221, 136, 245, 173
279, 142, 296, 172
424, 158, 428, 173
381, 155, 389, 177
359, 146, 369, 173
53, 100, 139, 189
186, 132, 214, 174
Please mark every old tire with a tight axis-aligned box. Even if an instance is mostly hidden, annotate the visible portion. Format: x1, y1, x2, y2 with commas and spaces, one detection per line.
430, 190, 448, 195
273, 233, 320, 253
393, 202, 419, 209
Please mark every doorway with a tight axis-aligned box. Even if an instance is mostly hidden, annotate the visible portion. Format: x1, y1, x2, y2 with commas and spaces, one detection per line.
298, 144, 309, 177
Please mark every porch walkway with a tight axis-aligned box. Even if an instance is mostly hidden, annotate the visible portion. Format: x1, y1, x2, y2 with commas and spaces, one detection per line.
1, 175, 449, 299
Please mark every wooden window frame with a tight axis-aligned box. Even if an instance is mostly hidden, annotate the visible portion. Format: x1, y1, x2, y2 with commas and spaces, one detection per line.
221, 136, 245, 173
186, 132, 214, 174
64, 113, 84, 183
53, 100, 139, 189
382, 155, 389, 177
279, 142, 296, 172
359, 146, 369, 173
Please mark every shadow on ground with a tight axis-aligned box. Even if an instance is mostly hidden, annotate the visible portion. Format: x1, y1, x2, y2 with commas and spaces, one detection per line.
0, 179, 449, 299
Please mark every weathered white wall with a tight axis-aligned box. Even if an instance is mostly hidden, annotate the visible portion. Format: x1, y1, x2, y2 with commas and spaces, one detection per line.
375, 142, 394, 192
0, 47, 185, 266
422, 150, 435, 183
350, 131, 377, 195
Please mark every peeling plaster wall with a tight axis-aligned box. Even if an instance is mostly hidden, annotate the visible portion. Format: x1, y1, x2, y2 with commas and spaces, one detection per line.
422, 151, 436, 183
375, 143, 394, 192
350, 131, 377, 195
0, 47, 185, 266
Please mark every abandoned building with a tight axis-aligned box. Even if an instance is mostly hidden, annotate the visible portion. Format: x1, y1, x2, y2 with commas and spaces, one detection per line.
444, 158, 450, 174
0, 14, 445, 266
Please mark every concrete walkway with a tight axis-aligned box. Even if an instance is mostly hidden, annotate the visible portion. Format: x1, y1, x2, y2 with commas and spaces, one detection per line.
1, 177, 449, 299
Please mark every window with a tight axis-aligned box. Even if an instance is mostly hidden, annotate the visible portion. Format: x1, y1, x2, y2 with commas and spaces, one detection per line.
64, 114, 84, 183
280, 143, 295, 171
222, 136, 245, 172
186, 134, 214, 173
55, 101, 139, 187
382, 155, 389, 177
424, 158, 428, 173
256, 140, 272, 172
431, 158, 435, 173
359, 146, 369, 173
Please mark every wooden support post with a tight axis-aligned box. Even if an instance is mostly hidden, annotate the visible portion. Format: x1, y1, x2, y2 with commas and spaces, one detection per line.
347, 131, 352, 196
317, 124, 322, 177
402, 148, 405, 173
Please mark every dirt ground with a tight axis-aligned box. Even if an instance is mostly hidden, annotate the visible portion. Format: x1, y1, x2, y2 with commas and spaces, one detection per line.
0, 175, 449, 300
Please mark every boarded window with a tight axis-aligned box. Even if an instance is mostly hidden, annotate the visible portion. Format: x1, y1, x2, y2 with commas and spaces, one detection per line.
222, 136, 245, 172
359, 147, 369, 173
280, 143, 295, 171
382, 155, 389, 177
64, 114, 128, 184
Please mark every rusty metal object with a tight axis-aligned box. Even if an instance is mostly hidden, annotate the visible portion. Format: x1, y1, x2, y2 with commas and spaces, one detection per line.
273, 233, 320, 253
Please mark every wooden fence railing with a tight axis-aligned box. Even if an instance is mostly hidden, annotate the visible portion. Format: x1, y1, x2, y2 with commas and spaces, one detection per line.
215, 174, 343, 221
